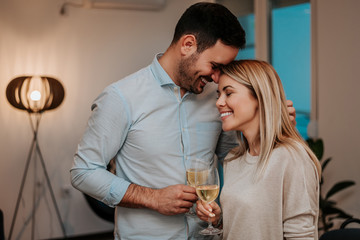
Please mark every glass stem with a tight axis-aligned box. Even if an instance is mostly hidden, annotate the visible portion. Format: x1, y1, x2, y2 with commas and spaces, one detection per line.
207, 217, 214, 229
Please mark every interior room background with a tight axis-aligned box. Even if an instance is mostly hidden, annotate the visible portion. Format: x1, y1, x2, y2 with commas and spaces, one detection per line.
0, 0, 359, 239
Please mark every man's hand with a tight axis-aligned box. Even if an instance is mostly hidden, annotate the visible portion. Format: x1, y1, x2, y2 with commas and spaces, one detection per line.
286, 100, 296, 126
151, 184, 198, 215
119, 184, 198, 216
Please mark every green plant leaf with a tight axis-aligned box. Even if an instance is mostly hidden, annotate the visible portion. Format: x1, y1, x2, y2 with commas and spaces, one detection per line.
306, 138, 324, 160
322, 206, 349, 216
320, 158, 332, 185
325, 181, 356, 199
329, 212, 353, 221
320, 199, 336, 208
310, 138, 357, 232
321, 157, 332, 171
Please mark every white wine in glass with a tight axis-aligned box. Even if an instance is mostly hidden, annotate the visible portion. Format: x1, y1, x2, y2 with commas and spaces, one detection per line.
195, 166, 223, 236
196, 185, 219, 203
186, 168, 209, 187
185, 159, 209, 217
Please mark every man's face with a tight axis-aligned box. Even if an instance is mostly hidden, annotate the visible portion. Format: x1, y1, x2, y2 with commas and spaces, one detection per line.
176, 41, 239, 94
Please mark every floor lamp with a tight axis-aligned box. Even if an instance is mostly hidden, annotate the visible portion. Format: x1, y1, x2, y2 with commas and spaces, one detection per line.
6, 76, 67, 240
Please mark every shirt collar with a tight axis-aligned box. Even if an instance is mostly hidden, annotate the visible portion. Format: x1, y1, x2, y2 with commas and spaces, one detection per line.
150, 53, 176, 87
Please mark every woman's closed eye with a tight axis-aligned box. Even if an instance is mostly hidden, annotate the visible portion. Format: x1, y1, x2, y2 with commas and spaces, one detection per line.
225, 90, 233, 97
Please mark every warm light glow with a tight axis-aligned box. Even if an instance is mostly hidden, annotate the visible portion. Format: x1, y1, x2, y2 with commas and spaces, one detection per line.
7, 75, 64, 113
30, 90, 41, 101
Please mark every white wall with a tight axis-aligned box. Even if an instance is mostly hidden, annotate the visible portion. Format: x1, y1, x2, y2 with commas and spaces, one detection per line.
0, 0, 201, 238
316, 0, 360, 225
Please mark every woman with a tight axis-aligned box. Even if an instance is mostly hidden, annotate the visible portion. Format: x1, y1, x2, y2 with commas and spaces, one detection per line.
196, 60, 321, 239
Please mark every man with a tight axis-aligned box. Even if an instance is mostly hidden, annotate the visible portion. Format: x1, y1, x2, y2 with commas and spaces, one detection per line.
71, 2, 294, 239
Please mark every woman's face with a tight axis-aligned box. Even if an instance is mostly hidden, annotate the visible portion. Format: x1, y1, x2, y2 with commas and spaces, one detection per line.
216, 74, 259, 133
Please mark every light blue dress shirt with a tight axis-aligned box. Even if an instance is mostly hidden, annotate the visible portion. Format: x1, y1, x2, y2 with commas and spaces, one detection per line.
71, 54, 237, 239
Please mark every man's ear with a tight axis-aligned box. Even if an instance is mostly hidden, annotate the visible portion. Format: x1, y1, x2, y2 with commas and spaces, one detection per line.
180, 34, 197, 56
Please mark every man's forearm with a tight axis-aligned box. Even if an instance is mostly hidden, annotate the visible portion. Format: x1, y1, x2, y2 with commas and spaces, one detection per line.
118, 183, 198, 216
118, 183, 157, 210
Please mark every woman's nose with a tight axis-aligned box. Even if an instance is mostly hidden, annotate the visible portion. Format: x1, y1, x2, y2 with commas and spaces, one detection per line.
216, 96, 224, 108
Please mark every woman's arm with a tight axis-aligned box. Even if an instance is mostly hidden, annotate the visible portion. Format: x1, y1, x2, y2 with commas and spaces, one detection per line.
283, 147, 319, 239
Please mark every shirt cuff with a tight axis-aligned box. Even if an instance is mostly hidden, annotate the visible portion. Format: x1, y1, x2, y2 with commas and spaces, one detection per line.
104, 178, 131, 207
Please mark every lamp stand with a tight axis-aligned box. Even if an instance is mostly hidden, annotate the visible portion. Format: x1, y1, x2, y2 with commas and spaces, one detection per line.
8, 113, 67, 240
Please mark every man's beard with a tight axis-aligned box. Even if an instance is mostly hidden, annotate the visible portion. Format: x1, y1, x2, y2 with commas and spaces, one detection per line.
176, 53, 201, 94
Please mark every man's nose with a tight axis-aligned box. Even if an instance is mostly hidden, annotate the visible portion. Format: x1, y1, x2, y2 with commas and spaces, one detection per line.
211, 70, 220, 84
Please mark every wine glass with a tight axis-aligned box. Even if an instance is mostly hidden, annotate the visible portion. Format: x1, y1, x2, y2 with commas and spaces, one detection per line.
185, 158, 208, 217
195, 165, 223, 235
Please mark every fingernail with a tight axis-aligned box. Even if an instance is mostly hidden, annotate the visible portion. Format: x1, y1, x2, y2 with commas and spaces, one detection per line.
209, 213, 215, 217
209, 208, 212, 212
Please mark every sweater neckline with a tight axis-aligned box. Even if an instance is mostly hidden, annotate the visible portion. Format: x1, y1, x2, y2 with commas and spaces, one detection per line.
244, 150, 259, 164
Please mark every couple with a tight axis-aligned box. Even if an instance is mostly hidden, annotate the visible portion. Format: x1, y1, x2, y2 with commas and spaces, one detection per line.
70, 2, 320, 240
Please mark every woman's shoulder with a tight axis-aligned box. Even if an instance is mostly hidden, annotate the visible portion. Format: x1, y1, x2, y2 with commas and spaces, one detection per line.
272, 143, 317, 176
273, 142, 309, 160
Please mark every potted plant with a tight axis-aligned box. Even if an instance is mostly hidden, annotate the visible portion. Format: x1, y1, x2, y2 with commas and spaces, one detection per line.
306, 138, 356, 232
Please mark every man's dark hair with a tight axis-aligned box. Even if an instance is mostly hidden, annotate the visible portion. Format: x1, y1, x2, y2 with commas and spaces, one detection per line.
171, 2, 246, 53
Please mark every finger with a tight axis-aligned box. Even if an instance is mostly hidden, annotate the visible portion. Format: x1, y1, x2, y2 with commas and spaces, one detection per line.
179, 207, 193, 214
290, 117, 297, 126
167, 206, 193, 216
174, 198, 194, 208
195, 203, 209, 219
182, 185, 196, 194
209, 202, 219, 211
195, 202, 211, 221
196, 200, 208, 214
286, 99, 294, 107
196, 207, 213, 221
182, 192, 198, 202
202, 202, 213, 212
197, 201, 215, 217
288, 107, 296, 116
209, 202, 221, 216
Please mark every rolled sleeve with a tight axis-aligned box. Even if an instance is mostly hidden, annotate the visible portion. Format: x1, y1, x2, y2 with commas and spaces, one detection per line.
70, 85, 132, 207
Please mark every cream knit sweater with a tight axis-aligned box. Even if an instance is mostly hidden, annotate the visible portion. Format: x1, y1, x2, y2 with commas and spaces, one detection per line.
220, 145, 319, 240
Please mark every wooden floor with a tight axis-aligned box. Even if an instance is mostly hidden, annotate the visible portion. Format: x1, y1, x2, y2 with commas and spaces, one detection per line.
47, 231, 113, 240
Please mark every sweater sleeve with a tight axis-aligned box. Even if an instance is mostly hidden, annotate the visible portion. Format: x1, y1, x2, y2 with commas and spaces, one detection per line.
282, 147, 319, 240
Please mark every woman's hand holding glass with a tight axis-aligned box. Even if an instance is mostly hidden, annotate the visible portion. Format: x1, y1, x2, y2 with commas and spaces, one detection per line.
196, 200, 222, 227
195, 165, 223, 235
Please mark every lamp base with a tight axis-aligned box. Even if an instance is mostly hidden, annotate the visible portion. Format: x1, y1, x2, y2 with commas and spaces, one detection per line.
8, 113, 67, 240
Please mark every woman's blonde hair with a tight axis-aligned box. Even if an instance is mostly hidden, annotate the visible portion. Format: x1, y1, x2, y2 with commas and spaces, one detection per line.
221, 60, 321, 179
